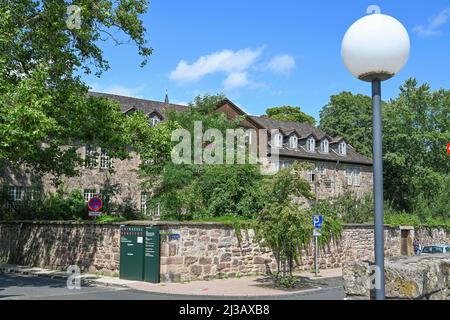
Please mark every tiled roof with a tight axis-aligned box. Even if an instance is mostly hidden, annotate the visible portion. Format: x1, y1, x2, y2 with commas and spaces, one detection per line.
249, 116, 328, 140
89, 92, 189, 116
90, 91, 372, 166
276, 146, 373, 165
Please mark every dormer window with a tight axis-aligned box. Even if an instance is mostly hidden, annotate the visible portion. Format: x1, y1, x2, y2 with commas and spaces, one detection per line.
339, 142, 347, 155
320, 140, 329, 153
289, 136, 298, 149
149, 116, 160, 126
307, 137, 315, 152
273, 133, 283, 148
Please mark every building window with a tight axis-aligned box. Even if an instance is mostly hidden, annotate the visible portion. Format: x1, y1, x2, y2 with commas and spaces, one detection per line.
8, 186, 24, 202
150, 203, 161, 216
307, 137, 316, 152
245, 130, 254, 145
140, 192, 148, 215
83, 189, 96, 202
339, 142, 347, 155
100, 149, 113, 169
353, 168, 361, 186
320, 140, 329, 153
25, 187, 41, 201
289, 136, 298, 149
149, 117, 160, 126
273, 133, 283, 148
317, 164, 325, 176
345, 167, 360, 186
307, 170, 316, 183
279, 160, 290, 169
346, 168, 353, 186
85, 145, 98, 168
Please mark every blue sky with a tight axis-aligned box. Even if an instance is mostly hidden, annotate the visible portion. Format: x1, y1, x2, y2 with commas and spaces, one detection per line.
84, 0, 450, 122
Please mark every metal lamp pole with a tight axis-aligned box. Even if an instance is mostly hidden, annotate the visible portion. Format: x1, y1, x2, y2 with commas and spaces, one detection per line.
372, 79, 385, 300
342, 9, 410, 300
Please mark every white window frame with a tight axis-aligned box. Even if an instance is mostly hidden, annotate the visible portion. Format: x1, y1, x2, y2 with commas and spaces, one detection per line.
339, 142, 347, 155
317, 164, 325, 176
289, 136, 298, 149
25, 187, 41, 201
307, 170, 316, 183
149, 117, 160, 126
100, 149, 113, 169
9, 186, 24, 202
346, 168, 354, 186
150, 202, 161, 216
141, 192, 148, 215
85, 145, 98, 168
273, 133, 283, 148
307, 137, 316, 152
83, 189, 96, 202
320, 140, 329, 153
353, 168, 361, 187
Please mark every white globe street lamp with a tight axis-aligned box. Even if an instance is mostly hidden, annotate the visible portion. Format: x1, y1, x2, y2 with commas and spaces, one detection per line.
341, 10, 410, 300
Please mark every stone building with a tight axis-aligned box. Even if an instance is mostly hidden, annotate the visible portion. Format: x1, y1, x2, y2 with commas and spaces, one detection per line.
0, 92, 373, 216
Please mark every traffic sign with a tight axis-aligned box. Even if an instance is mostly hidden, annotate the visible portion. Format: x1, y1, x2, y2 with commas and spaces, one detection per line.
313, 229, 322, 237
88, 211, 102, 217
313, 215, 323, 229
88, 196, 103, 212
447, 143, 450, 155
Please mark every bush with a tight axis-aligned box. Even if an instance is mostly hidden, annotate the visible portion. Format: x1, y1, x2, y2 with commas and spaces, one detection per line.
0, 189, 87, 221
330, 191, 374, 224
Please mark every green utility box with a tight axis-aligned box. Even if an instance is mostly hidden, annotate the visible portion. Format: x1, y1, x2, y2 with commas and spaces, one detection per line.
119, 225, 160, 283
119, 225, 145, 281
144, 226, 160, 283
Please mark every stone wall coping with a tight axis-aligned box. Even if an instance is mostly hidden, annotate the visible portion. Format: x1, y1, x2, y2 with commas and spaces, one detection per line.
0, 220, 446, 232
0, 220, 243, 228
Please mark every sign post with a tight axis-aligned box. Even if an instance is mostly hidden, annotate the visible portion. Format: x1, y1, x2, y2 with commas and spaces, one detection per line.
312, 215, 323, 277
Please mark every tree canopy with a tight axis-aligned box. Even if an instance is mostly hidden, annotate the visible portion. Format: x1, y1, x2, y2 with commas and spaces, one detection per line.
319, 79, 450, 214
0, 0, 152, 179
319, 92, 373, 158
266, 106, 316, 126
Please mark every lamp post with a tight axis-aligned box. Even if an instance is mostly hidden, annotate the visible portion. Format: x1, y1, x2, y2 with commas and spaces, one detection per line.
341, 10, 410, 300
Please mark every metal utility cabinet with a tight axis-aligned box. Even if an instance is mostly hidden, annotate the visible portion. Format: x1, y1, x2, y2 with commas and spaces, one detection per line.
119, 225, 160, 283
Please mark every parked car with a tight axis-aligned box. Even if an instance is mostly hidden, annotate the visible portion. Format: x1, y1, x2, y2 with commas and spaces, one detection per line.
420, 245, 450, 254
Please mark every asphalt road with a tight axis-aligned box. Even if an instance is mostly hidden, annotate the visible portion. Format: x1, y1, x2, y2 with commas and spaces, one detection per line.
0, 272, 344, 300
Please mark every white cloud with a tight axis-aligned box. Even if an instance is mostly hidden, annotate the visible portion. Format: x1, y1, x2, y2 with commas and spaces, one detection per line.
267, 54, 296, 74
223, 72, 250, 91
89, 83, 145, 97
413, 7, 450, 37
169, 47, 264, 82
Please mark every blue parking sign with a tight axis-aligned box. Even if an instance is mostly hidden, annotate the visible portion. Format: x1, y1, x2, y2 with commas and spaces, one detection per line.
313, 215, 323, 229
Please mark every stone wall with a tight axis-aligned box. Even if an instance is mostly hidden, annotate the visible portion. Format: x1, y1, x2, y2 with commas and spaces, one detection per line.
343, 255, 450, 300
0, 221, 449, 283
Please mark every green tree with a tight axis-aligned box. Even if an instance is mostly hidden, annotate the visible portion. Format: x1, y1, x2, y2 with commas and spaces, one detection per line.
319, 92, 373, 158
254, 162, 315, 281
266, 106, 316, 126
137, 94, 263, 219
319, 79, 450, 214
0, 0, 152, 178
383, 79, 450, 212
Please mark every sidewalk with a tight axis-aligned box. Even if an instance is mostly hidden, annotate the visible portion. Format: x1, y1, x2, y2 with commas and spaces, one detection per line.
0, 263, 342, 297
